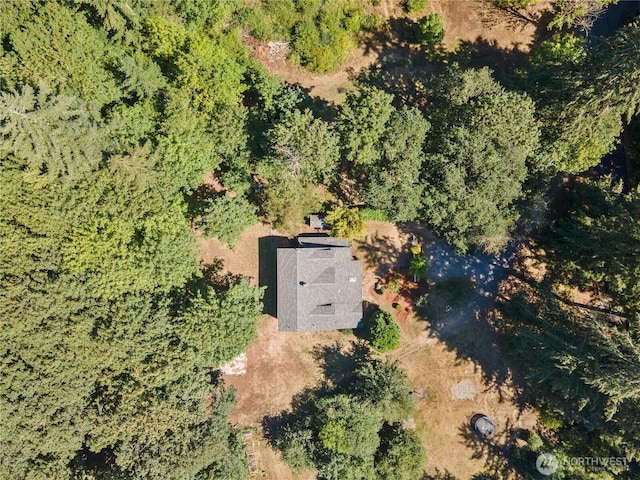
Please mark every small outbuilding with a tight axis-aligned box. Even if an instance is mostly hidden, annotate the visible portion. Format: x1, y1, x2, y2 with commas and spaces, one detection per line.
308, 214, 329, 230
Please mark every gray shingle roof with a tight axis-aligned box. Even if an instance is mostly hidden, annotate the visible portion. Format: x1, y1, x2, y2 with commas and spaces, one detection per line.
276, 237, 363, 332
309, 214, 329, 229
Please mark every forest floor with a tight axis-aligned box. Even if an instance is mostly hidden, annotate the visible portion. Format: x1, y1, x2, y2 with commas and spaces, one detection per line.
201, 220, 537, 479
246, 0, 553, 104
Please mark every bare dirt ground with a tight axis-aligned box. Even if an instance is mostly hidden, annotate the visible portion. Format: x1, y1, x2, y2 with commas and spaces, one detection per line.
245, 0, 553, 104
198, 222, 272, 285
201, 220, 536, 479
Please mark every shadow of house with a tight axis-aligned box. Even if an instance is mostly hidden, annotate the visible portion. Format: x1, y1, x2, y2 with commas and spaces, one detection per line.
258, 235, 293, 317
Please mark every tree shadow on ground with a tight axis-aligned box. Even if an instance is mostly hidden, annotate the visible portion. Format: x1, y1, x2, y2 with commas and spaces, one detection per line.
311, 340, 371, 389
392, 223, 535, 410
261, 384, 319, 448
261, 340, 371, 448
355, 6, 555, 104
355, 234, 410, 277
458, 416, 534, 478
258, 235, 293, 317
201, 258, 244, 293
421, 469, 459, 479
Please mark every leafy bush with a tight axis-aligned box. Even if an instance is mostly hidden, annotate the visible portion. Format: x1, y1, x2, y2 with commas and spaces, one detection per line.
409, 254, 427, 280
271, 347, 423, 478
197, 195, 257, 248
538, 408, 565, 431
326, 206, 367, 239
527, 431, 544, 452
244, 0, 365, 73
415, 13, 445, 45
530, 33, 586, 67
415, 293, 429, 315
262, 179, 321, 234
405, 0, 429, 13
359, 207, 389, 221
366, 310, 401, 352
387, 272, 402, 294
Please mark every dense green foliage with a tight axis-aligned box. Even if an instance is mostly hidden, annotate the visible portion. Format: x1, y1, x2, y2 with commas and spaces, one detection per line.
497, 178, 640, 477
409, 254, 428, 281
271, 345, 423, 479
268, 108, 340, 185
326, 206, 367, 239
423, 66, 539, 252
546, 178, 640, 320
365, 310, 402, 352
405, 0, 430, 13
196, 194, 257, 248
243, 0, 366, 73
415, 13, 445, 45
361, 106, 431, 222
2, 0, 640, 477
0, 2, 266, 478
525, 22, 640, 174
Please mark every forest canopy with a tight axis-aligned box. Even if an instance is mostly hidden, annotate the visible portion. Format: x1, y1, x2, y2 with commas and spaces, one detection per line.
1, 0, 639, 478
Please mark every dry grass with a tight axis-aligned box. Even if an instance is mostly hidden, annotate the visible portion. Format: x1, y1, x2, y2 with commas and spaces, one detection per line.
244, 0, 553, 104
201, 220, 536, 479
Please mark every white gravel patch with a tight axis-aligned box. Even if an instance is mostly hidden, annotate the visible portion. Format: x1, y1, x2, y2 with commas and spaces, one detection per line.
220, 353, 247, 375
451, 379, 476, 400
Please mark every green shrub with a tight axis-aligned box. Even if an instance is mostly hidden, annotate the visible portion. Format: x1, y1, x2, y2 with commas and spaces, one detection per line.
326, 206, 366, 239
366, 310, 401, 352
527, 431, 544, 452
415, 13, 444, 45
244, 0, 365, 73
415, 294, 428, 315
539, 408, 564, 431
242, 7, 278, 40
405, 0, 429, 13
359, 207, 389, 221
409, 254, 427, 280
530, 33, 587, 67
197, 195, 257, 248
387, 273, 402, 294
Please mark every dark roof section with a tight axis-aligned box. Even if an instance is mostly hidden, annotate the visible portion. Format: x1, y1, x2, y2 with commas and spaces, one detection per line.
276, 237, 363, 332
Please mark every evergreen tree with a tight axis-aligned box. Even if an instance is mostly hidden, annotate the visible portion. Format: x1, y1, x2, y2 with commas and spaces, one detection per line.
196, 195, 257, 249
269, 108, 340, 185
338, 86, 395, 167
363, 106, 430, 222
423, 66, 539, 252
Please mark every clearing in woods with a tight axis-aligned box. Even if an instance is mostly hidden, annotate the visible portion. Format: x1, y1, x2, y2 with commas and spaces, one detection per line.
246, 0, 552, 103
202, 2, 551, 477
202, 220, 536, 479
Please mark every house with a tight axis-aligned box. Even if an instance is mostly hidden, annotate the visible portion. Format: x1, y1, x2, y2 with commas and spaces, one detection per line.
276, 236, 363, 332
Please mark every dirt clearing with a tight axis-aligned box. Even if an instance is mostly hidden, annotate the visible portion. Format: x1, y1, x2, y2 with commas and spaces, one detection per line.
245, 0, 552, 103
201, 220, 535, 478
